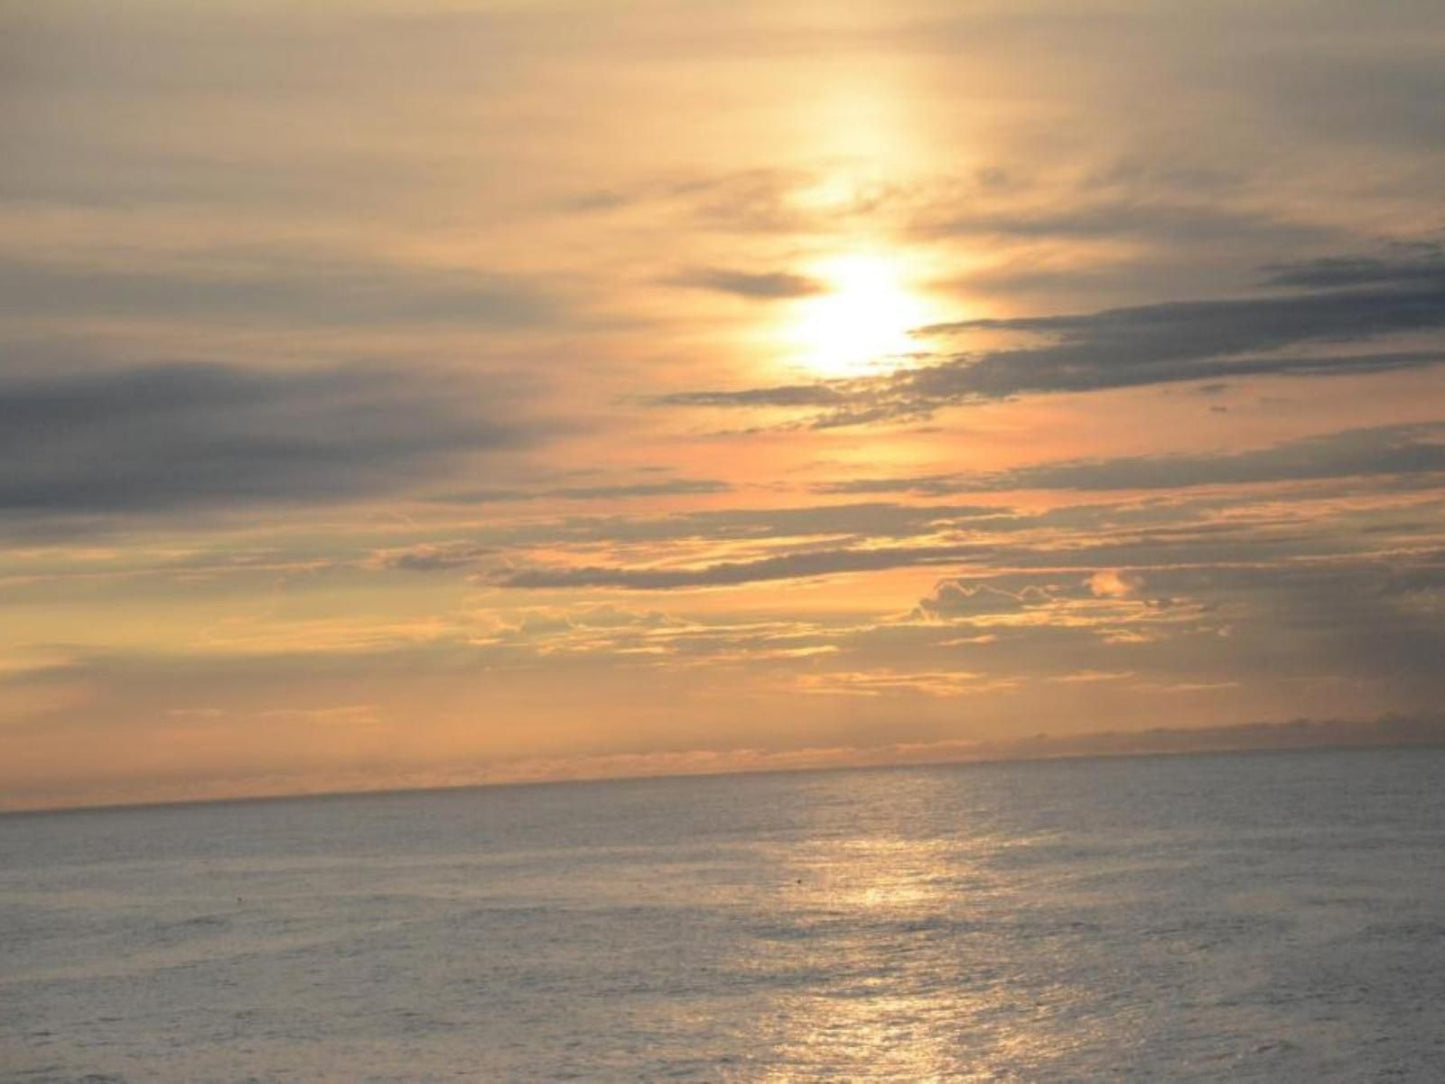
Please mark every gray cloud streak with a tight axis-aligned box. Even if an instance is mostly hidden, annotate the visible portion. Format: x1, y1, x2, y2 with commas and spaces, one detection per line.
0, 361, 534, 516
0, 254, 555, 328
491, 542, 990, 590
434, 479, 732, 504
665, 267, 823, 300
655, 251, 1445, 424
818, 423, 1445, 495
1261, 246, 1445, 291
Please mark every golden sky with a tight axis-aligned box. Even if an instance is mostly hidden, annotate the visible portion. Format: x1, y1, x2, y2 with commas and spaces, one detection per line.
3, 0, 1443, 809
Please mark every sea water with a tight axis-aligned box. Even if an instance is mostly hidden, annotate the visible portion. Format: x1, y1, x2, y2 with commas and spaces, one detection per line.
3, 747, 1443, 1081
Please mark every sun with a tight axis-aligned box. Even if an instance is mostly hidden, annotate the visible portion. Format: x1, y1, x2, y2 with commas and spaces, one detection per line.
786, 252, 935, 378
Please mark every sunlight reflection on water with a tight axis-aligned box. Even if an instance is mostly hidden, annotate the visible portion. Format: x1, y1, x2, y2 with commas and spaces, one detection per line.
4, 750, 1444, 1080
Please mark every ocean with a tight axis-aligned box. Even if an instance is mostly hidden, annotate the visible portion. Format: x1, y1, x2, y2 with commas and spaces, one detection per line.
3, 747, 1443, 1081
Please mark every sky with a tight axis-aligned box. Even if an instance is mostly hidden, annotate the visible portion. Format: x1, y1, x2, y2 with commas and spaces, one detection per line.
2, 0, 1443, 810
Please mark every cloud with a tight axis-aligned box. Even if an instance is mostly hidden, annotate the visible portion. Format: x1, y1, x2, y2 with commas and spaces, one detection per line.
654, 250, 1445, 424
915, 582, 1054, 620
658, 383, 850, 410
909, 572, 1183, 639
795, 669, 1015, 698
885, 555, 1445, 713
915, 200, 1333, 249
921, 268, 1445, 377
490, 541, 989, 590
500, 501, 998, 548
0, 361, 536, 517
1088, 569, 1141, 598
665, 266, 823, 300
433, 478, 731, 504
1261, 245, 1445, 290
815, 423, 1445, 495
1053, 560, 1445, 703
561, 167, 825, 234
378, 502, 1001, 576
0, 251, 555, 328
663, 349, 1445, 426
384, 544, 495, 572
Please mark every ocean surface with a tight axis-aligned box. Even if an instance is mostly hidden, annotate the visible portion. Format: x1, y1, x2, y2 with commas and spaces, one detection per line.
3, 747, 1444, 1081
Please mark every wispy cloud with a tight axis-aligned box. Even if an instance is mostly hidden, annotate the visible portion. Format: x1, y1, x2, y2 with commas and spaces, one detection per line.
817, 423, 1445, 495
0, 361, 538, 518
0, 251, 557, 328
664, 266, 823, 300
490, 541, 990, 590
433, 478, 731, 504
656, 249, 1445, 425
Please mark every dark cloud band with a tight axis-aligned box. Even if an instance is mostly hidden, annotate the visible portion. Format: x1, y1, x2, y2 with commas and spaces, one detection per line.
0, 361, 534, 517
655, 250, 1445, 425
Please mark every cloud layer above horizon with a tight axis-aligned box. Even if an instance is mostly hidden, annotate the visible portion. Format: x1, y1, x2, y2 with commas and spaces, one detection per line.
2, 0, 1442, 809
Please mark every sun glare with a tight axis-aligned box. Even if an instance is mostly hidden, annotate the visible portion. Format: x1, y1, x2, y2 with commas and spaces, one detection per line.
787, 252, 935, 378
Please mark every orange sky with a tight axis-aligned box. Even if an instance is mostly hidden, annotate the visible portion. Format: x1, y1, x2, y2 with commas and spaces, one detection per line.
2, 0, 1443, 810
